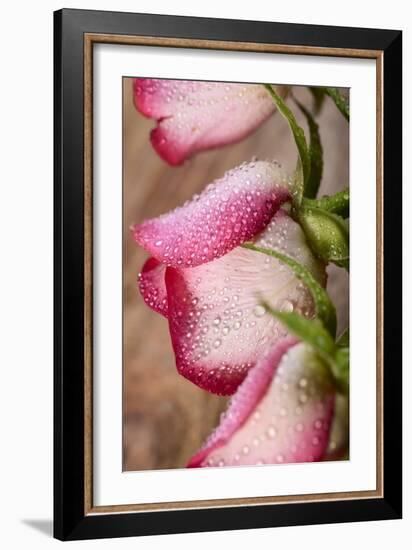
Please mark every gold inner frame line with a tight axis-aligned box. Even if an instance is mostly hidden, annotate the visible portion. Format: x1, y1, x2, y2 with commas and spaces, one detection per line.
83, 33, 384, 515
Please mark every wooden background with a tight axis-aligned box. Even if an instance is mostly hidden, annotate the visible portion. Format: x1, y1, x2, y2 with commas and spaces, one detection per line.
122, 79, 349, 471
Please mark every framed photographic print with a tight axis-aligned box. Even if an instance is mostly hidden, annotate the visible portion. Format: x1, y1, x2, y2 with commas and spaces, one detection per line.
54, 8, 402, 541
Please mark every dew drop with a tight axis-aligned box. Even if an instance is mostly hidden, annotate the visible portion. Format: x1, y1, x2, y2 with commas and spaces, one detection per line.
282, 300, 294, 313
299, 393, 308, 404
253, 305, 266, 318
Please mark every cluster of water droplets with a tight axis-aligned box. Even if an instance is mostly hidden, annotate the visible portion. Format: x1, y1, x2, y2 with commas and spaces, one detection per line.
134, 160, 291, 270
134, 78, 275, 119
137, 261, 168, 317
201, 343, 334, 467
170, 269, 255, 394
167, 212, 321, 395
134, 79, 279, 164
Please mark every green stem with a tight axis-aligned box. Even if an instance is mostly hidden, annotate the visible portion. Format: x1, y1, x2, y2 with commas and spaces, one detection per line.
302, 187, 349, 218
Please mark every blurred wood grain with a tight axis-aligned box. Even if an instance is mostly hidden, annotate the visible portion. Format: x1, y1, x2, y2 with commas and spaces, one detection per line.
123, 79, 349, 471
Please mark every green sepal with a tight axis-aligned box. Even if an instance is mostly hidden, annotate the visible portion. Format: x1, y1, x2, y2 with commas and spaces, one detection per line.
264, 84, 310, 206
308, 86, 326, 115
266, 309, 336, 357
298, 206, 349, 270
242, 243, 337, 337
302, 187, 349, 219
294, 97, 323, 199
264, 307, 349, 395
333, 347, 349, 394
324, 87, 350, 121
337, 328, 350, 348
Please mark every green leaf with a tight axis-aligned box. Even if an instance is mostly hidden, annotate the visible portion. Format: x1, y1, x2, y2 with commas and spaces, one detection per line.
298, 206, 349, 270
264, 84, 310, 206
324, 87, 350, 121
308, 87, 326, 115
294, 97, 323, 199
302, 188, 349, 219
242, 243, 337, 337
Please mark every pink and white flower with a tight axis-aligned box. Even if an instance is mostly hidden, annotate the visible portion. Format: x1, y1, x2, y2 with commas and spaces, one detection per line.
133, 79, 282, 165
133, 160, 326, 395
187, 338, 335, 467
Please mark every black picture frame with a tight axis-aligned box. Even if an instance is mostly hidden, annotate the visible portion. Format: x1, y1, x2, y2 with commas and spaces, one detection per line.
54, 8, 402, 541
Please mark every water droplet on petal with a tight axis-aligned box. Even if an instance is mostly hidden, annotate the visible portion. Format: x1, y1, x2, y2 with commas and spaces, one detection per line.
282, 300, 294, 312
253, 305, 266, 318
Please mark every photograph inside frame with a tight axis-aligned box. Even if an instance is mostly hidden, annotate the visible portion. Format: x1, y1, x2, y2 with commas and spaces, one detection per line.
122, 78, 350, 472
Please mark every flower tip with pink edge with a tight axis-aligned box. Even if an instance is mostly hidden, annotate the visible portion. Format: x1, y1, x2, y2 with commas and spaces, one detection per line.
133, 78, 278, 164
131, 160, 292, 269
187, 339, 335, 468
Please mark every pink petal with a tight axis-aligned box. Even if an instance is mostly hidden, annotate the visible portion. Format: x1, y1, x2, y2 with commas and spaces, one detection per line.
137, 257, 168, 317
165, 212, 325, 395
133, 79, 277, 165
188, 340, 335, 467
131, 160, 291, 269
